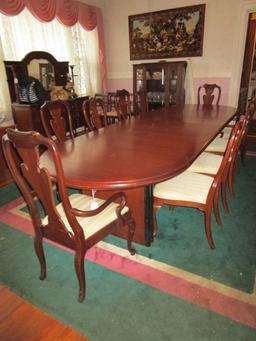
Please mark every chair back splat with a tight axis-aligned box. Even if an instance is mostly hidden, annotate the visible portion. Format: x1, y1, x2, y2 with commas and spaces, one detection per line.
89, 98, 108, 129
197, 83, 221, 105
115, 89, 132, 120
40, 100, 74, 142
2, 129, 136, 302
82, 98, 108, 131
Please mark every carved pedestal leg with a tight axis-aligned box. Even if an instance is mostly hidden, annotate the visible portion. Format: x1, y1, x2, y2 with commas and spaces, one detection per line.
34, 236, 46, 280
74, 250, 86, 302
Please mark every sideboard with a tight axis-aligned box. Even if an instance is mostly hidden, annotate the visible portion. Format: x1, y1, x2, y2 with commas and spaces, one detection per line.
11, 96, 88, 136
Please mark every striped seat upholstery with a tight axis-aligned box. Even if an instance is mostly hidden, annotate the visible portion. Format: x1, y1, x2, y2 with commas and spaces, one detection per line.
154, 171, 214, 205
222, 126, 233, 139
205, 136, 228, 153
43, 193, 129, 239
187, 152, 222, 174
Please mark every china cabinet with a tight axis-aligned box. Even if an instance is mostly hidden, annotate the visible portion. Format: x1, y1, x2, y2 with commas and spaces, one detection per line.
133, 61, 187, 110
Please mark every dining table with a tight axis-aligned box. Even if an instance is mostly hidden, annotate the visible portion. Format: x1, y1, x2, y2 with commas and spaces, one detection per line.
40, 104, 237, 246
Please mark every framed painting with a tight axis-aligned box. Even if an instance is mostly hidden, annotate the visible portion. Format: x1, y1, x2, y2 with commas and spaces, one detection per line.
129, 4, 205, 60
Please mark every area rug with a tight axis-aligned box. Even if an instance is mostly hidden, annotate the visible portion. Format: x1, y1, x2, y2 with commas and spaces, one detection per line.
0, 158, 256, 340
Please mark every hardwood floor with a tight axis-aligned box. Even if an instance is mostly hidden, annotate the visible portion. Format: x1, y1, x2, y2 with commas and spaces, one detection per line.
0, 284, 89, 341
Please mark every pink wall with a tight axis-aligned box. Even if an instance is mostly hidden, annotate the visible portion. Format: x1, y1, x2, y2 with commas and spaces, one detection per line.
107, 79, 133, 93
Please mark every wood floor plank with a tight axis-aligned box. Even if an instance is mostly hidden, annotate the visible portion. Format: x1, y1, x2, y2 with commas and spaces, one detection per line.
0, 284, 89, 341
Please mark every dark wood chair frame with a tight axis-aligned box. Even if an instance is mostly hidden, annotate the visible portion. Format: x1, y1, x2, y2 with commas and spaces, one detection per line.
153, 119, 242, 249
2, 129, 136, 302
40, 100, 74, 142
82, 99, 94, 131
115, 89, 132, 120
82, 98, 108, 131
197, 83, 221, 106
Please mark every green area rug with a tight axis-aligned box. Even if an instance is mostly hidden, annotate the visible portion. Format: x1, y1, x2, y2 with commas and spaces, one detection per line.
105, 156, 256, 293
0, 157, 256, 340
0, 224, 255, 341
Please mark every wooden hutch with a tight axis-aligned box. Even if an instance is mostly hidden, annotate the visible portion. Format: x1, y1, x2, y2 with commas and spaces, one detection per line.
133, 61, 187, 110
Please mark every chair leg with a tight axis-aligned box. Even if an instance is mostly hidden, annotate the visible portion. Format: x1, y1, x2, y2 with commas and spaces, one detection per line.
126, 217, 136, 255
204, 210, 216, 250
153, 204, 160, 236
74, 250, 86, 302
213, 188, 222, 227
34, 235, 46, 280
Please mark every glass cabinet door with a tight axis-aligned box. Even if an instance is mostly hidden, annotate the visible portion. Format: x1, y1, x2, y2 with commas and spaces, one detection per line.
145, 65, 165, 110
168, 67, 178, 105
133, 61, 187, 111
135, 67, 144, 92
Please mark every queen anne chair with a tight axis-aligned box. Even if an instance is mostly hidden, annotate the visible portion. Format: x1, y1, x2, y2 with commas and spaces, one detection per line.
197, 83, 221, 106
82, 98, 108, 131
115, 89, 132, 120
153, 120, 241, 249
40, 100, 74, 142
187, 114, 248, 212
2, 129, 136, 302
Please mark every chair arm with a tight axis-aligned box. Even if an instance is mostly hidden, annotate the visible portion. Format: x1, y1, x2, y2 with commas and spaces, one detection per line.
71, 191, 127, 218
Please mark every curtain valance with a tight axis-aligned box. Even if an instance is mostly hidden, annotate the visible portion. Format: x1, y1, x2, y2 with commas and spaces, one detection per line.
0, 0, 97, 30
0, 0, 107, 92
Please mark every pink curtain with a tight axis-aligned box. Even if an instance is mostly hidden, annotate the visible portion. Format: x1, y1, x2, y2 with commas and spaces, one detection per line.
0, 0, 107, 91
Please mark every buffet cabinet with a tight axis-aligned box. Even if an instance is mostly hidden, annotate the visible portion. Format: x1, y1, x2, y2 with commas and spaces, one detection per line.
133, 61, 187, 110
11, 96, 88, 136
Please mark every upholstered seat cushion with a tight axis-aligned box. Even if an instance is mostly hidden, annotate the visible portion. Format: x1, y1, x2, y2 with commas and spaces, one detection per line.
154, 171, 214, 204
222, 126, 232, 139
42, 193, 128, 239
205, 136, 228, 153
187, 151, 223, 174
227, 118, 237, 127
106, 111, 118, 117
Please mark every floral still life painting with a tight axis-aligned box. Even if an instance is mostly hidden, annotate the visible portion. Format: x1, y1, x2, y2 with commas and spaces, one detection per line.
129, 4, 205, 60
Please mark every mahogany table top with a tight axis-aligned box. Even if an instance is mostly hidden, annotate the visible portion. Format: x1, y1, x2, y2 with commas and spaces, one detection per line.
40, 104, 237, 190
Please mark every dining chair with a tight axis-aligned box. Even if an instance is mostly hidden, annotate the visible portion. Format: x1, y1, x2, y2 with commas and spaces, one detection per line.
115, 89, 132, 120
197, 83, 221, 106
153, 120, 241, 249
95, 93, 108, 108
90, 97, 108, 129
187, 115, 247, 212
94, 92, 119, 124
2, 128, 136, 302
82, 99, 94, 131
40, 100, 74, 142
83, 98, 108, 131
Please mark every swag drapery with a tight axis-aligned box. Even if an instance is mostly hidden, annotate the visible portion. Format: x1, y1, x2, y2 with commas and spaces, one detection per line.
0, 0, 107, 92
